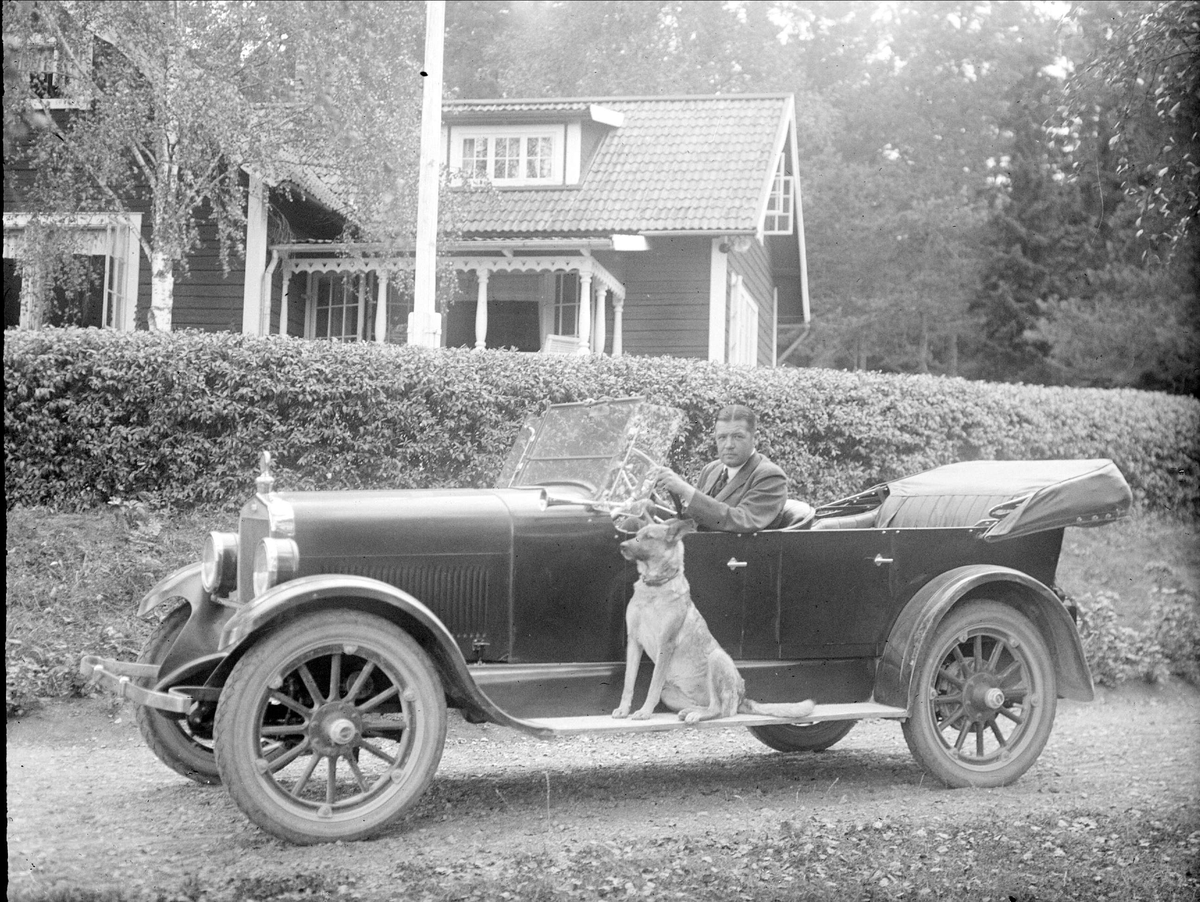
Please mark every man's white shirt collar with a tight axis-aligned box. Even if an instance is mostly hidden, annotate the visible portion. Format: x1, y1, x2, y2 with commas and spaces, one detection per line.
722, 459, 750, 482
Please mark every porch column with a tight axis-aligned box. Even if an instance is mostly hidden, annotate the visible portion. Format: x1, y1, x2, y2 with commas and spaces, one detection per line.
474, 268, 490, 349
578, 268, 592, 351
592, 281, 606, 354
374, 270, 387, 343
279, 267, 292, 336
612, 297, 624, 356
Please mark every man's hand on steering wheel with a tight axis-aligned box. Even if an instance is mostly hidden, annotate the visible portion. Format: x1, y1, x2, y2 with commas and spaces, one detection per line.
650, 466, 690, 517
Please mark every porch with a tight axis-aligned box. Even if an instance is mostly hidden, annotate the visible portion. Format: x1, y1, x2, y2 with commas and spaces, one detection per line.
262, 242, 626, 354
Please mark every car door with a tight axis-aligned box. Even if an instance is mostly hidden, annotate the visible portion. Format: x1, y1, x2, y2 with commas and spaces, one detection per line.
776, 529, 897, 658
680, 531, 781, 658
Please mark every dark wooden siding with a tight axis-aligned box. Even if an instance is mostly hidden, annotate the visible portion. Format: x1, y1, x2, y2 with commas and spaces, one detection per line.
620, 237, 709, 359
170, 170, 250, 333
730, 238, 777, 367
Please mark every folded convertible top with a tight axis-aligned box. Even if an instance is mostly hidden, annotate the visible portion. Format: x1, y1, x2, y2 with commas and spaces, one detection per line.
876, 459, 1132, 540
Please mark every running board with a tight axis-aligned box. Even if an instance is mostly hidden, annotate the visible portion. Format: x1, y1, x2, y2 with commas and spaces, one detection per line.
522, 702, 908, 738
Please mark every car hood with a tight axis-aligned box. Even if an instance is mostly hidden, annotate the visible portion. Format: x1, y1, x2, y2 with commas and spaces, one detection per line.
272, 487, 556, 558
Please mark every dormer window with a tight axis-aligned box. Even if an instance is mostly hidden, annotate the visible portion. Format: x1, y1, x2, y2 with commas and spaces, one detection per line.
450, 125, 565, 186
763, 153, 794, 235
20, 35, 92, 109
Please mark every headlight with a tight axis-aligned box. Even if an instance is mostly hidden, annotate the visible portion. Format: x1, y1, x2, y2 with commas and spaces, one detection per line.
252, 537, 299, 597
200, 531, 238, 594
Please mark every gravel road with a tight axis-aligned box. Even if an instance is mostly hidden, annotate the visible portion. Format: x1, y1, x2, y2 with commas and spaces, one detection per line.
7, 682, 1200, 900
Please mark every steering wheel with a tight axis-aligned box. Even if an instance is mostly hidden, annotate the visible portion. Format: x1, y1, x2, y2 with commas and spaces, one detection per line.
646, 487, 684, 520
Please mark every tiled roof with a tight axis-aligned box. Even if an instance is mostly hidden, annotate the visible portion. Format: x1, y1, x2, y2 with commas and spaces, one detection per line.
447, 95, 791, 236
446, 100, 594, 115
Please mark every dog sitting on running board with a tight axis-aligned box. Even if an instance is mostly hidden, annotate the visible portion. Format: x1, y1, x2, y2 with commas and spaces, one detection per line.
612, 515, 816, 724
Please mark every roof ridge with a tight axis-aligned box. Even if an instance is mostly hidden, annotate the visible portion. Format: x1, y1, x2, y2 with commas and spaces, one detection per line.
445, 92, 793, 105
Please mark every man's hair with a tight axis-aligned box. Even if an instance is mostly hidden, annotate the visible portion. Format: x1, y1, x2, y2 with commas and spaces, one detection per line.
715, 404, 756, 432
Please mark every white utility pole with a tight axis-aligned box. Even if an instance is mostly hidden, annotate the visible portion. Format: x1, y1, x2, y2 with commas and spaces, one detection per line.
409, 0, 445, 347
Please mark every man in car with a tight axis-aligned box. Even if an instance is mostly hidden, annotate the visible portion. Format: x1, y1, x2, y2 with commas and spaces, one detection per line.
651, 404, 789, 532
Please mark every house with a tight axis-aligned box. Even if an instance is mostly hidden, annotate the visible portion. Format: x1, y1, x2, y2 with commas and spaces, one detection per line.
6, 89, 810, 366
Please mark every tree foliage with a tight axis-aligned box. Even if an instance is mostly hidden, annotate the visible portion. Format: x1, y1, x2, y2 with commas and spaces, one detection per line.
1061, 0, 1199, 251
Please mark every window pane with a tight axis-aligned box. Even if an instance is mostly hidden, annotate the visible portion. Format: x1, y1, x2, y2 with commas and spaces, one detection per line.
526, 136, 552, 179
554, 273, 579, 335
463, 137, 489, 177
494, 138, 520, 179
26, 45, 62, 98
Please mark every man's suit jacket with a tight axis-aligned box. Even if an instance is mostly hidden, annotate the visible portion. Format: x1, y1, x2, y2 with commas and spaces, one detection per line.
683, 451, 788, 532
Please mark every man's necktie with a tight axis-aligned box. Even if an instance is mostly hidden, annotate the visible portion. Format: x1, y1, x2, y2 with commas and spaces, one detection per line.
711, 468, 729, 496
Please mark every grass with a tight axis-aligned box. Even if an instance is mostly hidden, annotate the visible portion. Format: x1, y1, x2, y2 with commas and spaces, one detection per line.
1057, 514, 1200, 630
5, 502, 235, 715
5, 506, 1199, 715
7, 808, 1199, 901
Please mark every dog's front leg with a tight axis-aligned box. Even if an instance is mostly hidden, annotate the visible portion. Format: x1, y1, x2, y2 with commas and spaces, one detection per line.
631, 636, 678, 720
612, 636, 643, 718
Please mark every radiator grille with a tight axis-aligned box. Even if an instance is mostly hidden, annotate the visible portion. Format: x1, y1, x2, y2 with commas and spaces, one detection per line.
237, 515, 270, 600
337, 562, 491, 639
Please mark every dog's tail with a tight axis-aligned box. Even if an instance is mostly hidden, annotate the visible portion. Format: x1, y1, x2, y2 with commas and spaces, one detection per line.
740, 698, 816, 718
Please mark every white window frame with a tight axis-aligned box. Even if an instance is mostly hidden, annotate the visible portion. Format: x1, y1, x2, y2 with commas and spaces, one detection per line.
21, 33, 93, 110
550, 272, 580, 336
448, 125, 565, 186
3, 212, 140, 330
304, 270, 375, 342
763, 153, 794, 235
727, 274, 760, 366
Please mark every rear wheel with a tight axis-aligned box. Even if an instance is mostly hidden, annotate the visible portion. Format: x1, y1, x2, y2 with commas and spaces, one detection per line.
135, 605, 220, 785
902, 599, 1056, 788
214, 611, 447, 844
748, 720, 855, 753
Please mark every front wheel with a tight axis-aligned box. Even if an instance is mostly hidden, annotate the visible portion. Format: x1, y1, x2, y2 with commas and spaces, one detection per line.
214, 611, 447, 844
748, 720, 855, 753
902, 599, 1056, 788
135, 605, 221, 785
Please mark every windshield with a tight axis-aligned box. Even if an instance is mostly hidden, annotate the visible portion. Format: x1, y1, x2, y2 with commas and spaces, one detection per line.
496, 398, 685, 505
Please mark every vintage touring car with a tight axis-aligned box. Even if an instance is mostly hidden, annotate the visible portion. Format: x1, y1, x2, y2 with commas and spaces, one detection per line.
81, 398, 1132, 844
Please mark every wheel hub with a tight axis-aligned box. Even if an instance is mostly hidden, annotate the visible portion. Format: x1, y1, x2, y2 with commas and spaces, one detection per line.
308, 702, 362, 755
963, 674, 1006, 721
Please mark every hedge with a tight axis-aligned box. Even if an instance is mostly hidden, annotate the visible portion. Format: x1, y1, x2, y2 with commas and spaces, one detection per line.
5, 328, 1199, 516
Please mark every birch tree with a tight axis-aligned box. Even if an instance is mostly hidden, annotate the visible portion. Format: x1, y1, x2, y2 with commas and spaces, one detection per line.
3, 0, 429, 331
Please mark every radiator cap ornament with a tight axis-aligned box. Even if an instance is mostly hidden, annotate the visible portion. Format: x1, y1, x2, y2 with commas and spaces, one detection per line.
256, 451, 275, 495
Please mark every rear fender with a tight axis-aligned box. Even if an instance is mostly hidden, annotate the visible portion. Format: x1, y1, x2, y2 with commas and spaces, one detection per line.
874, 564, 1094, 710
206, 574, 516, 728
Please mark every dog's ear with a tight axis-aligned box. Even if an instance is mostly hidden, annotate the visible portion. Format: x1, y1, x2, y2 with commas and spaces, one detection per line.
665, 518, 698, 544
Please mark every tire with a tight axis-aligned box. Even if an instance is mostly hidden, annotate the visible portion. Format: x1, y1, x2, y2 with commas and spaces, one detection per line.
748, 720, 855, 753
902, 599, 1057, 789
135, 605, 221, 785
213, 611, 447, 844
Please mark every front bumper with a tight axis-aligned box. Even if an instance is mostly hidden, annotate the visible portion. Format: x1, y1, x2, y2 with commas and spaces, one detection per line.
79, 656, 196, 714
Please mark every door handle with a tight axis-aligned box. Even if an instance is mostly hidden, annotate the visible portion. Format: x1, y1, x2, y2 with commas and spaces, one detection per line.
726, 557, 748, 571
873, 554, 894, 567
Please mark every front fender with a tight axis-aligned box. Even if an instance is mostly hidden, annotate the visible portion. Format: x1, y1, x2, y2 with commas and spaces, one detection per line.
210, 574, 522, 729
874, 564, 1094, 710
137, 562, 206, 617
136, 563, 234, 685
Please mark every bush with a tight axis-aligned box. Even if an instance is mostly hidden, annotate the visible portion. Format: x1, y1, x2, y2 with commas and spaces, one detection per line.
1076, 591, 1200, 687
5, 328, 1199, 514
